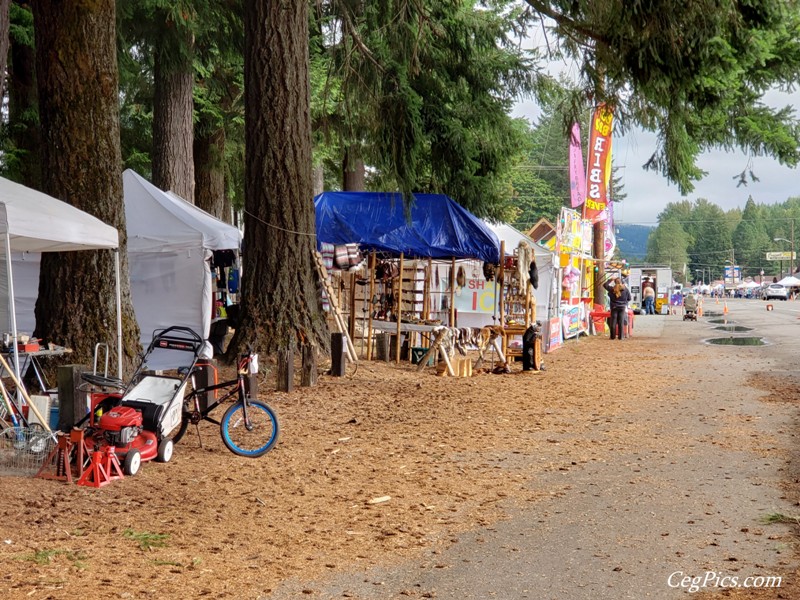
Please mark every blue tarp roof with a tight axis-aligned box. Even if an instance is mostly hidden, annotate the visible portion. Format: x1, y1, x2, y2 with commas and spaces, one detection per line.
314, 192, 501, 264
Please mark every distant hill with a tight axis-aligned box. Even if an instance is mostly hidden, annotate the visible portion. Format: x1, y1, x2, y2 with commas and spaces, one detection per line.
615, 224, 652, 260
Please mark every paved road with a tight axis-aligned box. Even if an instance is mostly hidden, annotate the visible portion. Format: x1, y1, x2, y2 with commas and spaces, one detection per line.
267, 299, 799, 599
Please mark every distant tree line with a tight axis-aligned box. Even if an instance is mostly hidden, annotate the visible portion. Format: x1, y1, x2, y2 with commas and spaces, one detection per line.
645, 195, 800, 284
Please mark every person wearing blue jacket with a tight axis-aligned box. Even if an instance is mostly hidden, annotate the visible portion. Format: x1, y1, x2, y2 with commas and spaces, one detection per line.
603, 277, 631, 340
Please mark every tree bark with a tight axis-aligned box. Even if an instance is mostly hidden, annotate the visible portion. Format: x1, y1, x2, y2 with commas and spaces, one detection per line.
194, 122, 226, 219
312, 163, 324, 197
229, 0, 328, 360
342, 145, 365, 191
152, 48, 195, 203
32, 0, 140, 374
8, 2, 39, 188
0, 0, 11, 99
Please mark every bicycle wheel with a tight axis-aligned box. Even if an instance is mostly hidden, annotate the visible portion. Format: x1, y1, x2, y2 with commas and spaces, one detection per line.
220, 400, 279, 457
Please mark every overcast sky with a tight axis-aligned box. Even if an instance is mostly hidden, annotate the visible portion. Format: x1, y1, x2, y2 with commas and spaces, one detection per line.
511, 36, 800, 227
512, 91, 800, 227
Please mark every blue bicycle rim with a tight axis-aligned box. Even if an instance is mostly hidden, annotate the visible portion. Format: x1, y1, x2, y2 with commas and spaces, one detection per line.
221, 401, 279, 457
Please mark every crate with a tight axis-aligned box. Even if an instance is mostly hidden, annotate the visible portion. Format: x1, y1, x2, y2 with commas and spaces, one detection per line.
410, 347, 434, 367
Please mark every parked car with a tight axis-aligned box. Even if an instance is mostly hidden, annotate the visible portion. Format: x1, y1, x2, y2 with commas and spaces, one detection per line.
764, 283, 789, 300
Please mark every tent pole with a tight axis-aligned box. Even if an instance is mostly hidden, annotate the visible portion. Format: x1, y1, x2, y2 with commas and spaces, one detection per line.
396, 252, 404, 364
449, 257, 456, 327
423, 258, 432, 321
114, 249, 122, 380
498, 241, 506, 326
366, 251, 376, 360
5, 232, 22, 400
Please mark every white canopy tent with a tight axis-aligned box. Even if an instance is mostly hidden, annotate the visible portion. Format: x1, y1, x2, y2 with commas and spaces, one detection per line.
453, 221, 556, 330
777, 275, 800, 287
0, 176, 121, 380
123, 169, 242, 369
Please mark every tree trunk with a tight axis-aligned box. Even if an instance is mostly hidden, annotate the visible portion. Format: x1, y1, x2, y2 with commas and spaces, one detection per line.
152, 49, 195, 203
312, 163, 324, 197
194, 122, 226, 219
342, 145, 365, 191
8, 2, 39, 188
32, 0, 140, 374
230, 0, 328, 359
0, 0, 10, 99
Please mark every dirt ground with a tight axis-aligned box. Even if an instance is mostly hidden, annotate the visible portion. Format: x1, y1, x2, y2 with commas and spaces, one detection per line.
1, 321, 799, 599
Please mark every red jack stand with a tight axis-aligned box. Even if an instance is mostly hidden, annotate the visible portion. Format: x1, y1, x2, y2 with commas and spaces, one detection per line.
77, 447, 124, 488
36, 434, 74, 483
36, 428, 93, 483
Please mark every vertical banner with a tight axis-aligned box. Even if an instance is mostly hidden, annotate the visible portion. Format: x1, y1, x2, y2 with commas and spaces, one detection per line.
584, 104, 613, 222
569, 123, 586, 209
604, 200, 616, 260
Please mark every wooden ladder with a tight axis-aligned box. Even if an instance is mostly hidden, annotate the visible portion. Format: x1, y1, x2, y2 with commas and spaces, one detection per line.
313, 251, 358, 363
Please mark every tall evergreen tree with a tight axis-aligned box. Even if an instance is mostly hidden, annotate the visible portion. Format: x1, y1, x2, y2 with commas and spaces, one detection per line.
3, 1, 38, 187
732, 196, 771, 277
118, 0, 199, 202
31, 0, 140, 372
645, 219, 690, 276
525, 1, 800, 192
228, 0, 327, 357
314, 0, 539, 218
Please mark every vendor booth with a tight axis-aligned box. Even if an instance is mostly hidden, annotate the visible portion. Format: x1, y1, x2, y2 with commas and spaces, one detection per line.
5, 173, 241, 371
315, 191, 501, 362
0, 176, 121, 386
453, 221, 556, 326
123, 170, 242, 369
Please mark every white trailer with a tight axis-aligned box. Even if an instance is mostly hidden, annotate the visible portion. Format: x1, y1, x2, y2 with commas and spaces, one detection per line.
628, 266, 674, 313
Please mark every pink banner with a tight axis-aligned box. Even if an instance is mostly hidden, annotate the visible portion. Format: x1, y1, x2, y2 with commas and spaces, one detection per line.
569, 123, 586, 209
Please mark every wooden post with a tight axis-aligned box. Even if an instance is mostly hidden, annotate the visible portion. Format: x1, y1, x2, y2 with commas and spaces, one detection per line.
330, 333, 346, 377
396, 252, 404, 364
423, 258, 432, 321
301, 342, 317, 386
276, 337, 295, 392
57, 364, 88, 431
348, 272, 357, 342
449, 257, 456, 326
497, 240, 505, 326
525, 284, 532, 327
366, 251, 376, 360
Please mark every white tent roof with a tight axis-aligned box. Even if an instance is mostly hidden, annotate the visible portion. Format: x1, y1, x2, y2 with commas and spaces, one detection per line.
0, 176, 118, 252
123, 169, 241, 252
482, 221, 552, 260
778, 275, 800, 287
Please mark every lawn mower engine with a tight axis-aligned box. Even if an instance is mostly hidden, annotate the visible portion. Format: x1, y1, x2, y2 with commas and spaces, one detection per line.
98, 406, 143, 446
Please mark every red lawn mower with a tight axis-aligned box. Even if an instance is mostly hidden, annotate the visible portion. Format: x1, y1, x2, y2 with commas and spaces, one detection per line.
80, 326, 203, 476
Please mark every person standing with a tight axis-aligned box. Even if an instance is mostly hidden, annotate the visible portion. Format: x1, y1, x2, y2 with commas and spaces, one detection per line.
603, 277, 632, 340
642, 278, 656, 315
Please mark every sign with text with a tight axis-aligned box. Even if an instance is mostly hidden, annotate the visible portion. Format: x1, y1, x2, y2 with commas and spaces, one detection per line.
547, 317, 563, 352
723, 265, 741, 285
583, 104, 613, 222
766, 251, 796, 261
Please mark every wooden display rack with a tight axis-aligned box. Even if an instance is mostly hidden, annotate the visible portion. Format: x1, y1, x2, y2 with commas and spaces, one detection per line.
497, 243, 536, 361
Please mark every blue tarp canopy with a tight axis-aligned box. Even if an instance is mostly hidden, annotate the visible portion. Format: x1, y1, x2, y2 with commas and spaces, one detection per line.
315, 191, 501, 264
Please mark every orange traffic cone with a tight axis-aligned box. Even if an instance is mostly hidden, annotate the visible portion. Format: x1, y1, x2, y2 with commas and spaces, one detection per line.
723, 302, 729, 315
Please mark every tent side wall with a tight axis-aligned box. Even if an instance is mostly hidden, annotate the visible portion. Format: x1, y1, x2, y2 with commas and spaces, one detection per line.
129, 249, 213, 369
